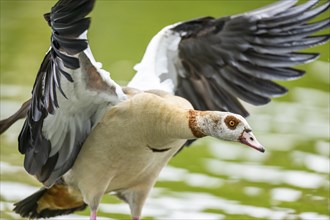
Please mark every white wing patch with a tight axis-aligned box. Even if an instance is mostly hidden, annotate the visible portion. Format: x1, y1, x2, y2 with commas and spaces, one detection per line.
42, 47, 125, 175
128, 24, 182, 93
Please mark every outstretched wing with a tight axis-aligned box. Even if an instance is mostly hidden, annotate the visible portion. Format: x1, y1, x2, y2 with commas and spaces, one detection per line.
18, 0, 125, 187
129, 0, 329, 117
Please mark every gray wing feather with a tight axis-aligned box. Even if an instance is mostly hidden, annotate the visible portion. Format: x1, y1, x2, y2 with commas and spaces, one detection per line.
172, 0, 329, 117
19, 0, 96, 186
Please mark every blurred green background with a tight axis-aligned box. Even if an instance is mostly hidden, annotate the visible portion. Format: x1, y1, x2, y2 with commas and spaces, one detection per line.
0, 1, 329, 220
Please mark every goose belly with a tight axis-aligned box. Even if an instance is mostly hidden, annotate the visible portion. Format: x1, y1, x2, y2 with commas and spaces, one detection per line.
109, 141, 186, 191
64, 136, 186, 196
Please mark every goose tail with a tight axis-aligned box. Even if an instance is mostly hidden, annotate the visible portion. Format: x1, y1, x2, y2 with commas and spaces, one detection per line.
13, 182, 87, 218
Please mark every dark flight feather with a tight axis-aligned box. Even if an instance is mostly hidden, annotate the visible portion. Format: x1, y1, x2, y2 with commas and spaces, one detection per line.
18, 0, 96, 185
173, 0, 329, 117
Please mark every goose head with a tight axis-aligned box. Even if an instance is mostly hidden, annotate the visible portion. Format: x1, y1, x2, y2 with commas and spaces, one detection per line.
189, 110, 265, 153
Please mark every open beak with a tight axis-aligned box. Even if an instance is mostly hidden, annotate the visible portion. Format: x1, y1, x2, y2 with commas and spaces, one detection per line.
239, 130, 265, 153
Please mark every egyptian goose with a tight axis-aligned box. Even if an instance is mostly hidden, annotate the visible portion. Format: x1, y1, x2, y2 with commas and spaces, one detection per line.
0, 0, 328, 219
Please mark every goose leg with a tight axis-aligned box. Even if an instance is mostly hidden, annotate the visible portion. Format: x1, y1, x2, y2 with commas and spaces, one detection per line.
90, 209, 97, 220
83, 189, 104, 220
124, 185, 153, 220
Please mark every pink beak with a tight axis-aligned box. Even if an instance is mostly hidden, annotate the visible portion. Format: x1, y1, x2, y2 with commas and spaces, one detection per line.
239, 130, 265, 153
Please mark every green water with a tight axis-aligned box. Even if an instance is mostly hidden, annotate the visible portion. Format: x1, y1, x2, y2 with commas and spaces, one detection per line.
0, 1, 329, 220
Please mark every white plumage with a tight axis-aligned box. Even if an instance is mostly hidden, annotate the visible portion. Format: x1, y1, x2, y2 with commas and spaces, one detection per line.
129, 24, 182, 93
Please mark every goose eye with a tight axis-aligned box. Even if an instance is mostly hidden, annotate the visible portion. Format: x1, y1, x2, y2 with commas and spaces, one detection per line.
224, 115, 240, 130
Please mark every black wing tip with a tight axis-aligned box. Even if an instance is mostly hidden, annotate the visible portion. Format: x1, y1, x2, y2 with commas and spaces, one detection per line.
318, 34, 330, 44
301, 52, 321, 64
286, 68, 306, 80
308, 35, 330, 47
272, 85, 288, 98
43, 12, 51, 26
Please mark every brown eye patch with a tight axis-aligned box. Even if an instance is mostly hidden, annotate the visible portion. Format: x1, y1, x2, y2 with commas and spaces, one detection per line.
224, 115, 240, 130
